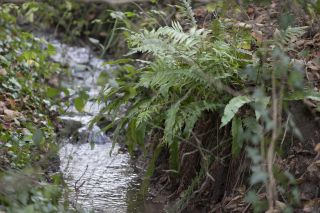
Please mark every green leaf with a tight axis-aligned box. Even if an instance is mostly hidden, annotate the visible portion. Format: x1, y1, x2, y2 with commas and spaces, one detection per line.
97, 72, 110, 86
231, 116, 244, 157
169, 140, 180, 172
221, 96, 252, 127
141, 142, 164, 195
74, 91, 89, 112
46, 44, 56, 56
74, 97, 86, 112
126, 119, 146, 155
46, 87, 59, 98
284, 90, 320, 101
164, 102, 181, 145
103, 58, 133, 66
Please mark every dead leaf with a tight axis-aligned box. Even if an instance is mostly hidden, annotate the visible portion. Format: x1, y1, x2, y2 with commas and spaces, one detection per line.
6, 98, 16, 108
275, 201, 287, 211
49, 76, 59, 87
234, 22, 253, 29
0, 68, 7, 76
255, 13, 268, 24
3, 108, 21, 120
247, 6, 255, 19
0, 101, 5, 109
251, 30, 264, 42
315, 143, 320, 153
303, 198, 320, 212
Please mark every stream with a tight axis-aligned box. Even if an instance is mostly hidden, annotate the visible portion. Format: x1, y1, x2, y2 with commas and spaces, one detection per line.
41, 36, 162, 213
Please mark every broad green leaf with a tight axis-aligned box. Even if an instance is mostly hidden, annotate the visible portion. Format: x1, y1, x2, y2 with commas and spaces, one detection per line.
46, 87, 59, 98
221, 96, 252, 127
74, 91, 89, 112
74, 97, 86, 112
46, 44, 56, 56
231, 116, 244, 157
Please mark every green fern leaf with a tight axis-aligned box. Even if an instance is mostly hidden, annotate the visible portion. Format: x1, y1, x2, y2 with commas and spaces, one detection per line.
169, 140, 180, 172
231, 116, 244, 157
221, 96, 252, 127
164, 102, 181, 145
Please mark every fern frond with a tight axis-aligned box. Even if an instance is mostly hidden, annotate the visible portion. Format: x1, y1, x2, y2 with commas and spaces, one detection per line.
180, 0, 197, 27
161, 21, 208, 48
182, 100, 220, 137
164, 101, 181, 145
274, 26, 308, 47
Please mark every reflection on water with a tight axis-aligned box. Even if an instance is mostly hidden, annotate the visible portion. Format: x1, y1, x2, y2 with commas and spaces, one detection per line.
59, 142, 148, 213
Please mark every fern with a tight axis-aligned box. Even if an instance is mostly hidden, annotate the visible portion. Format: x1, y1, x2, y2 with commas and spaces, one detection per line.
221, 96, 252, 127
179, 0, 197, 27
274, 26, 308, 50
96, 3, 251, 178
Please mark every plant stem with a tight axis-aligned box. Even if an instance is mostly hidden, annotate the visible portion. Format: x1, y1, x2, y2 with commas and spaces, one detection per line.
101, 18, 118, 58
266, 68, 279, 212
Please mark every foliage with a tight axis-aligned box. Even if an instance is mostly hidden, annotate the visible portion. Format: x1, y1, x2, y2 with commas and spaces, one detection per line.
96, 0, 251, 174
0, 4, 65, 211
20, 0, 165, 57
95, 0, 320, 211
235, 25, 315, 212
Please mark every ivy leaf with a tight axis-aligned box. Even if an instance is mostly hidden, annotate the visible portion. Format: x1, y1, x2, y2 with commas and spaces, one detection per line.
46, 44, 56, 56
74, 97, 86, 112
74, 91, 89, 112
46, 87, 59, 98
221, 96, 252, 127
231, 116, 244, 157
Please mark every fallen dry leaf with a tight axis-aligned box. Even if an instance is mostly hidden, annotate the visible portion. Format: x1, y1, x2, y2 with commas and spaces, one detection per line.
251, 30, 264, 42
0, 68, 7, 76
315, 143, 320, 153
3, 108, 21, 120
303, 198, 320, 212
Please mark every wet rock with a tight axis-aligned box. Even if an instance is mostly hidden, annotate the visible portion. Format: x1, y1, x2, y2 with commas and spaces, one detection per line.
67, 47, 90, 65
50, 40, 90, 67
89, 57, 111, 71
77, 125, 111, 144
59, 115, 91, 136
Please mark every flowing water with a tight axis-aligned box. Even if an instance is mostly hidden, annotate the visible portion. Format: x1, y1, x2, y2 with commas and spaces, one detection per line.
41, 36, 159, 213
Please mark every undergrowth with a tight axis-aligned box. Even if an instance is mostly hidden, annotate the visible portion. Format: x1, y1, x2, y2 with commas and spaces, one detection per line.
95, 0, 320, 212
0, 4, 65, 212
